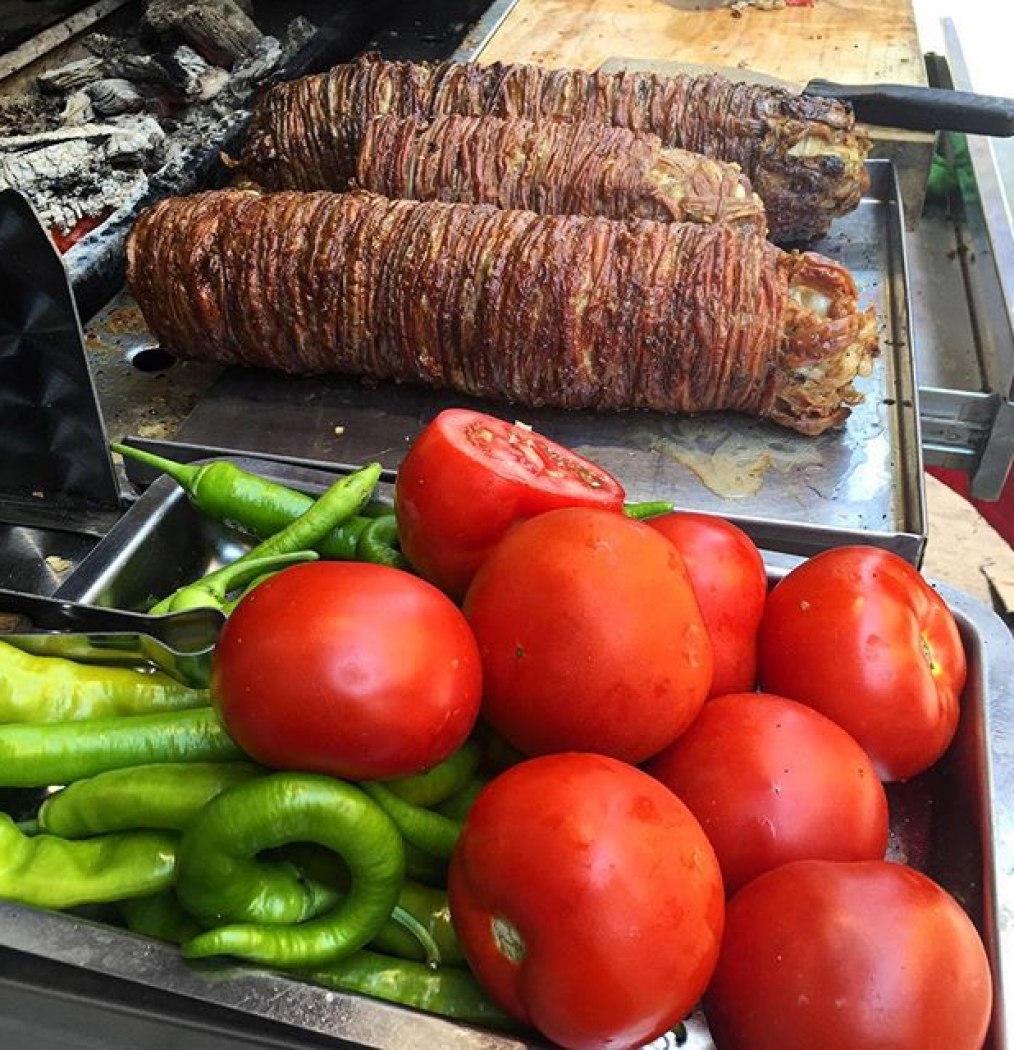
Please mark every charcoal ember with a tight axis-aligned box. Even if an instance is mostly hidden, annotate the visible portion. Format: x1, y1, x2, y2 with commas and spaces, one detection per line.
161, 45, 230, 102
83, 78, 147, 117
60, 90, 95, 125
142, 0, 263, 70
227, 36, 283, 98
36, 57, 106, 94
0, 118, 165, 188
0, 138, 93, 189
0, 94, 63, 137
281, 17, 317, 62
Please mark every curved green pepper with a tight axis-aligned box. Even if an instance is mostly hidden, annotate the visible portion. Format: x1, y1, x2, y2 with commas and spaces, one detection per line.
176, 772, 405, 968
0, 813, 176, 910
38, 761, 263, 837
382, 742, 480, 808
119, 888, 204, 944
360, 781, 462, 860
110, 445, 385, 563
0, 640, 209, 724
0, 706, 243, 788
149, 463, 382, 615
306, 950, 518, 1030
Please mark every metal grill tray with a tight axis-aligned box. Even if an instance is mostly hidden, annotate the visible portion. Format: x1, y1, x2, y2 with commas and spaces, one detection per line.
0, 455, 1008, 1050
86, 159, 926, 565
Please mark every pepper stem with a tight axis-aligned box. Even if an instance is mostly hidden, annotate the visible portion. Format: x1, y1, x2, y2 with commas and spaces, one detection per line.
623, 500, 675, 521
389, 904, 443, 969
110, 443, 203, 491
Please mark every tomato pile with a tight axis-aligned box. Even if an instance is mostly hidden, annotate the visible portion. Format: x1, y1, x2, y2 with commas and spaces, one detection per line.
2, 413, 993, 1047
202, 407, 993, 1050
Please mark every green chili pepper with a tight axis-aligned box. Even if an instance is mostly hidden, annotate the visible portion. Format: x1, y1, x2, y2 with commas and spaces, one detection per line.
150, 463, 382, 614
38, 761, 263, 837
382, 742, 480, 808
0, 706, 243, 788
0, 812, 176, 909
261, 844, 447, 967
0, 640, 209, 724
111, 444, 385, 562
372, 881, 464, 968
360, 782, 462, 860
402, 841, 449, 888
118, 888, 204, 944
434, 774, 489, 822
176, 772, 405, 968
306, 950, 518, 1030
623, 500, 675, 521
355, 514, 409, 570
149, 551, 318, 615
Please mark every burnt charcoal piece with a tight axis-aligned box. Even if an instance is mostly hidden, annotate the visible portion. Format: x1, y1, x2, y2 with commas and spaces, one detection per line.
236, 53, 870, 243
126, 189, 878, 434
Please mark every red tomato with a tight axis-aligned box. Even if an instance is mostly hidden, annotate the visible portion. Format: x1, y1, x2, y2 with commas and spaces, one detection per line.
210, 561, 482, 780
757, 546, 967, 781
704, 859, 993, 1049
394, 409, 626, 601
647, 512, 767, 696
646, 692, 889, 894
463, 507, 713, 763
449, 752, 725, 1050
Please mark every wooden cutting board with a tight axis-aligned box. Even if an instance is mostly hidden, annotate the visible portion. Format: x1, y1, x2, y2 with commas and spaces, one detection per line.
473, 0, 933, 225
475, 0, 927, 89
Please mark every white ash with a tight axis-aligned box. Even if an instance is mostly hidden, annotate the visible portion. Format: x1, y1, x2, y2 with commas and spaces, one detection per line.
83, 77, 147, 116
163, 45, 231, 101
0, 116, 164, 236
4, 10, 314, 252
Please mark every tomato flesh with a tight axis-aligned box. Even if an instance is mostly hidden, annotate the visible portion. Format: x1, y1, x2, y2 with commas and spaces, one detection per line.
395, 409, 626, 600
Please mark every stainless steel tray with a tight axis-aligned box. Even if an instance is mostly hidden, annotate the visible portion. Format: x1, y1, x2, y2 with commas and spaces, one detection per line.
84, 160, 925, 565
0, 456, 1006, 1050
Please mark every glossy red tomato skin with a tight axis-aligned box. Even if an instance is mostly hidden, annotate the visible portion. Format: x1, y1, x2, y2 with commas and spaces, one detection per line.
757, 545, 968, 781
646, 692, 889, 894
463, 507, 713, 763
449, 752, 725, 1050
210, 561, 482, 780
705, 859, 993, 1050
394, 409, 626, 601
647, 513, 768, 696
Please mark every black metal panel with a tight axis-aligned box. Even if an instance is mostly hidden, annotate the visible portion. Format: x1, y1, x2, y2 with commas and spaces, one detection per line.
0, 189, 119, 509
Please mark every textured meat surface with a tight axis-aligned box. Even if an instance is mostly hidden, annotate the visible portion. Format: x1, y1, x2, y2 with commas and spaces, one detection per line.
126, 189, 877, 435
356, 114, 767, 233
238, 53, 868, 243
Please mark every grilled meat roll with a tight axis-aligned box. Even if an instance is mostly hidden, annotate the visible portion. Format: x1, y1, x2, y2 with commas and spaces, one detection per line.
125, 189, 878, 435
355, 114, 767, 233
237, 52, 869, 243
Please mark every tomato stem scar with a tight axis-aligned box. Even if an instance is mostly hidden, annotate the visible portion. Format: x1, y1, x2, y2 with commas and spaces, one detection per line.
492, 916, 526, 964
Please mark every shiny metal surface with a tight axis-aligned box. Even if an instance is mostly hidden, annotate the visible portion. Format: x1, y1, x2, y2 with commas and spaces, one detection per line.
908, 22, 1014, 498
450, 0, 524, 60
0, 188, 120, 509
166, 161, 925, 565
3, 472, 1011, 1047
0, 588, 223, 686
